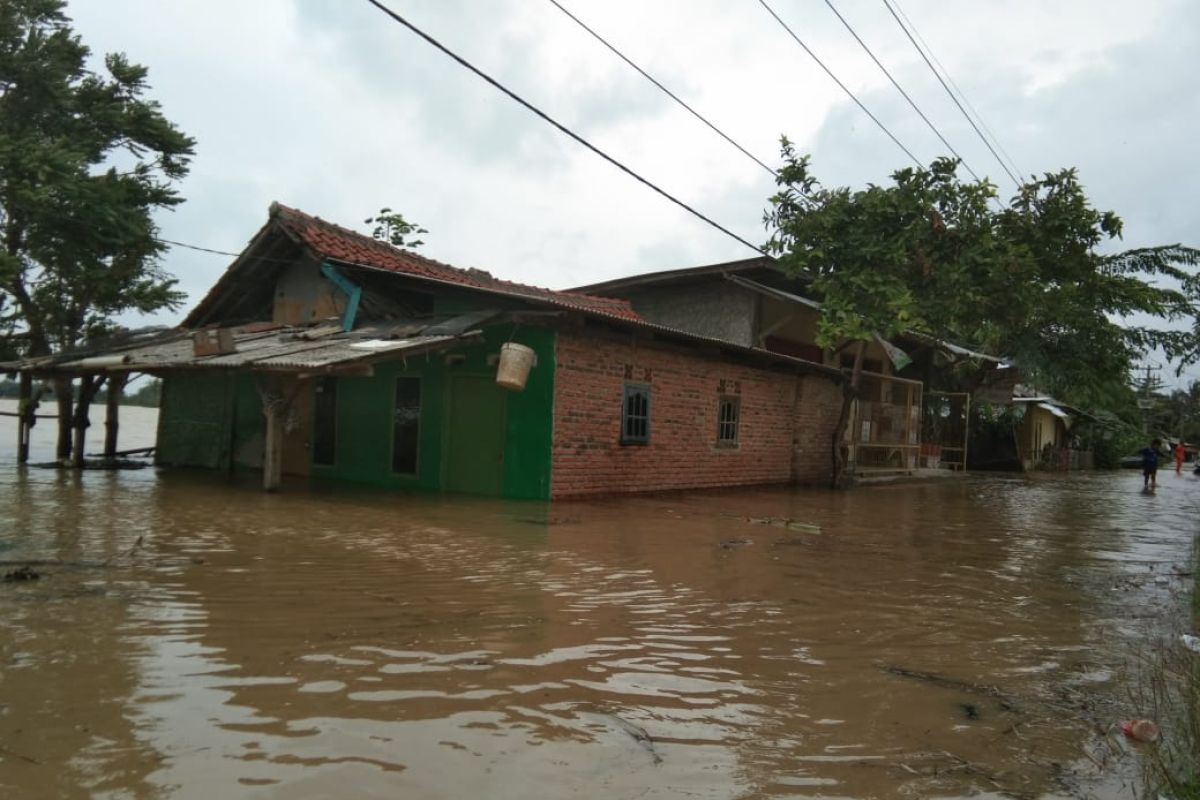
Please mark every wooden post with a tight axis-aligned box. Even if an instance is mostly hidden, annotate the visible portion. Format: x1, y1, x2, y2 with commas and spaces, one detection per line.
104, 373, 129, 460
17, 372, 32, 464
263, 395, 284, 492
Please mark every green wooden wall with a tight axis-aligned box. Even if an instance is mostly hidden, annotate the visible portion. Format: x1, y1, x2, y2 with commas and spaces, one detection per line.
157, 372, 263, 471
156, 322, 556, 498
310, 324, 556, 499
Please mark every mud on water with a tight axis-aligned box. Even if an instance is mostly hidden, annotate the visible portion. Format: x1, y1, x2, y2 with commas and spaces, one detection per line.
0, 402, 1196, 798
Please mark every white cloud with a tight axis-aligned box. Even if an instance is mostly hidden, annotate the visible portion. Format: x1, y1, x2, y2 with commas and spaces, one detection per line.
62, 0, 1197, 331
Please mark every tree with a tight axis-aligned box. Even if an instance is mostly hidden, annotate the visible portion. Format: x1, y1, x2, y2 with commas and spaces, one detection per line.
763, 140, 1199, 485
365, 207, 427, 249
0, 0, 194, 463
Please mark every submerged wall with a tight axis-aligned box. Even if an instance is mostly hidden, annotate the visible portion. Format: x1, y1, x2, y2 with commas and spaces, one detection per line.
550, 327, 840, 497
157, 372, 263, 470
306, 324, 556, 499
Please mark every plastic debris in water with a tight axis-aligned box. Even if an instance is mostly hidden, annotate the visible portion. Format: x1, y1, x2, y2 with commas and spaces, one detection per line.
1181, 633, 1200, 653
1119, 719, 1160, 742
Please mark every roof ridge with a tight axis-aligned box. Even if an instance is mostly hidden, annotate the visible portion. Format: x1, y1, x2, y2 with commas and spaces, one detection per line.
267, 202, 641, 321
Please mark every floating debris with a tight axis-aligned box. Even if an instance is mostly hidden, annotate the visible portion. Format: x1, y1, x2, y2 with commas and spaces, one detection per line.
747, 516, 822, 534
3, 565, 41, 583
720, 538, 752, 550
1119, 719, 1160, 742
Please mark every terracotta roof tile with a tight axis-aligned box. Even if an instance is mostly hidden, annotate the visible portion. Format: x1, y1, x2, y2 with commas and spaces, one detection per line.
270, 203, 642, 322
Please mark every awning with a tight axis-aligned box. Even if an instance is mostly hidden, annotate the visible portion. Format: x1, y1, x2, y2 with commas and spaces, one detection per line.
1036, 401, 1073, 429
7, 316, 487, 376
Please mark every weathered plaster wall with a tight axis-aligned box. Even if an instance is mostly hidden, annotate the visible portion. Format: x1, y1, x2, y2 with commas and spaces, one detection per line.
624, 282, 757, 347
272, 261, 343, 325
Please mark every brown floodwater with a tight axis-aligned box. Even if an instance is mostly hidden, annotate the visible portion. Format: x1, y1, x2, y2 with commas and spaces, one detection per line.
0, 400, 1196, 799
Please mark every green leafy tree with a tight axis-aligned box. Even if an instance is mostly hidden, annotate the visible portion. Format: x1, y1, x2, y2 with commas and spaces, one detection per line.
0, 0, 194, 462
365, 207, 427, 249
763, 139, 1199, 485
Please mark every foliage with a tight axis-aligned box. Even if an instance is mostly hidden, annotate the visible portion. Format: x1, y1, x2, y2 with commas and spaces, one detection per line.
763, 140, 1200, 417
1131, 634, 1200, 799
364, 207, 427, 250
0, 0, 195, 358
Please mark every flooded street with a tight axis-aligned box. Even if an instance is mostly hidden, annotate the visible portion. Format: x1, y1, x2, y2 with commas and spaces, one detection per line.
0, 402, 1196, 799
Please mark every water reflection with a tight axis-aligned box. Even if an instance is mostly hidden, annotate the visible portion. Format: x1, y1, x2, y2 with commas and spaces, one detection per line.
1, 443, 1196, 798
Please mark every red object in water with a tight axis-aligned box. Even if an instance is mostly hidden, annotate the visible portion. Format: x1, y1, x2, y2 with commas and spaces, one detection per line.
1120, 719, 1160, 742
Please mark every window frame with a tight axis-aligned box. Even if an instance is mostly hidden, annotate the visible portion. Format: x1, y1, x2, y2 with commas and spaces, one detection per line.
716, 394, 740, 448
390, 375, 422, 475
620, 382, 651, 446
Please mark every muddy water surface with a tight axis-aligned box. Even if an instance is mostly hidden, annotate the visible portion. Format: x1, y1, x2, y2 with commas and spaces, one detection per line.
0, 404, 1195, 798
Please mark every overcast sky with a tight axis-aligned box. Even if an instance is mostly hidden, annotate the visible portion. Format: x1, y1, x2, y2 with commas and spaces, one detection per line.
69, 0, 1199, 346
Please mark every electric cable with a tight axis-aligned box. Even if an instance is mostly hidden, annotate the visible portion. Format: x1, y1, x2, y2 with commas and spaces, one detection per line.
880, 0, 1022, 188
887, 0, 1025, 181
756, 0, 922, 167
364, 0, 769, 257
546, 0, 779, 180
821, 0, 981, 182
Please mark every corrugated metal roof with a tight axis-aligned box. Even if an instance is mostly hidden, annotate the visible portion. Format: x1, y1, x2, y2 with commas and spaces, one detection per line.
21, 317, 481, 375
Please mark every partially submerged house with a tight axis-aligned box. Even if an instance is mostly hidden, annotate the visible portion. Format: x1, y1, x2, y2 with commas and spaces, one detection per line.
577, 259, 1004, 476
13, 204, 846, 498
971, 368, 1094, 471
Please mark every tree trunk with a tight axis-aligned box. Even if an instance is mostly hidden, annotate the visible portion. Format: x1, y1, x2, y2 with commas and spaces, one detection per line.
54, 377, 74, 462
104, 373, 129, 459
70, 375, 105, 468
830, 341, 867, 489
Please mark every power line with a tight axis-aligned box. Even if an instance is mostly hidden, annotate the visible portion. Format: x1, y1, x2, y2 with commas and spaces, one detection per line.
547, 0, 778, 180
880, 0, 1022, 189
820, 0, 981, 182
363, 0, 767, 257
154, 237, 241, 258
888, 0, 1025, 181
755, 0, 922, 167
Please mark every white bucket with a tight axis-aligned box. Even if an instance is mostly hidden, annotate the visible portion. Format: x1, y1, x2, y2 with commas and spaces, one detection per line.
496, 342, 535, 391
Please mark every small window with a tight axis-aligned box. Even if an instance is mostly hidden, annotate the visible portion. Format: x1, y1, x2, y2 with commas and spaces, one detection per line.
621, 383, 650, 445
392, 377, 421, 474
313, 376, 338, 465
717, 395, 740, 446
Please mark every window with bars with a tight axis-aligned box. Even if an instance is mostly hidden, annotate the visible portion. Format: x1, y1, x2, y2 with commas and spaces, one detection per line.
621, 383, 650, 445
717, 395, 740, 446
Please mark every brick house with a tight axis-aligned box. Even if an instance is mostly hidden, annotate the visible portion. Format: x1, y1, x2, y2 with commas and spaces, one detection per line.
17, 204, 845, 498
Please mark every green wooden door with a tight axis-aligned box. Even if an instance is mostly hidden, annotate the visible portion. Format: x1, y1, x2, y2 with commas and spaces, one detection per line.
444, 375, 507, 496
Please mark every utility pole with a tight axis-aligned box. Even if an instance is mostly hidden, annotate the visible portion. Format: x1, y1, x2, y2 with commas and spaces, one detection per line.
1136, 363, 1162, 435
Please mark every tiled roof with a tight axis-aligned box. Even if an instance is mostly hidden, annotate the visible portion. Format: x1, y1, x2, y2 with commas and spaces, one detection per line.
271, 203, 642, 322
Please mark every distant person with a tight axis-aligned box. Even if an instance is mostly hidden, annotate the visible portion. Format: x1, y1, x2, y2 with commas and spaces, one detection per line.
1141, 439, 1162, 489
1176, 441, 1187, 474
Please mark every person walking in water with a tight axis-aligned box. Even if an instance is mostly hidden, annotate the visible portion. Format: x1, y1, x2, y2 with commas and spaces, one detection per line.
1142, 438, 1162, 489
1175, 440, 1187, 474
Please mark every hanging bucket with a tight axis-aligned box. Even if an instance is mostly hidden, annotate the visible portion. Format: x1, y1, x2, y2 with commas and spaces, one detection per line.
496, 342, 535, 391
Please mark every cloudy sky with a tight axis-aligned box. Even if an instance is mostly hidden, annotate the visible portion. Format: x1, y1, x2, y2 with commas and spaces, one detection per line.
69, 0, 1199, 334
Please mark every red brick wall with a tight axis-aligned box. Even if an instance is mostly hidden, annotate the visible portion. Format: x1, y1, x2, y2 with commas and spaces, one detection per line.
551, 329, 841, 498
791, 375, 844, 485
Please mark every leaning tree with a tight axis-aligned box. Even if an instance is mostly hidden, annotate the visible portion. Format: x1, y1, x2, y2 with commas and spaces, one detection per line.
0, 0, 194, 462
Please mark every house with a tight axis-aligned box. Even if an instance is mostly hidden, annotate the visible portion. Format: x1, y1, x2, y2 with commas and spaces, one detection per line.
576, 259, 1004, 476
971, 368, 1094, 471
12, 204, 846, 499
